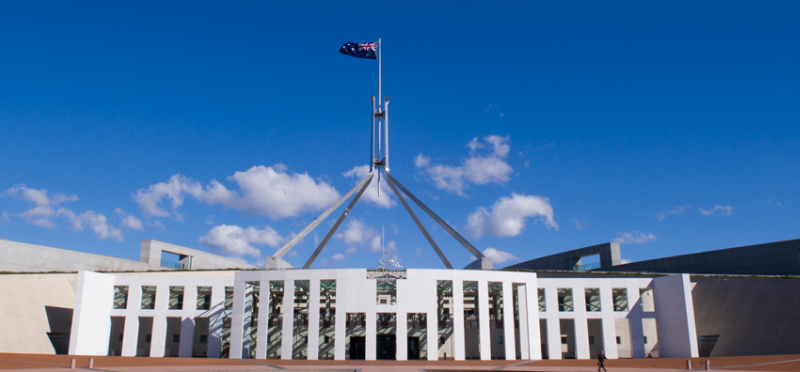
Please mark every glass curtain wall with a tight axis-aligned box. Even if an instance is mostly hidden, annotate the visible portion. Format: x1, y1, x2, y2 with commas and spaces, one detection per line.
463, 281, 480, 360
245, 281, 260, 359
319, 280, 336, 360
436, 280, 453, 360
267, 281, 284, 359
488, 282, 505, 360
293, 280, 309, 359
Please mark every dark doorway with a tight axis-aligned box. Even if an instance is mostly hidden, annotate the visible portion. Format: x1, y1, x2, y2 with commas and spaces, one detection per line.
349, 337, 365, 360
407, 337, 420, 360
376, 335, 396, 360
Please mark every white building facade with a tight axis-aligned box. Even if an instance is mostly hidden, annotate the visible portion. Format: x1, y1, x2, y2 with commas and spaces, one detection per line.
68, 269, 699, 360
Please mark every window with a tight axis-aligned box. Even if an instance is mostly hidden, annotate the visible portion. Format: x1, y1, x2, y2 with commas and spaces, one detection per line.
538, 288, 546, 312
172, 335, 180, 343
557, 288, 573, 312
197, 287, 212, 310
613, 288, 628, 312
616, 336, 621, 345
224, 287, 234, 312
561, 336, 568, 345
643, 336, 648, 344
376, 279, 397, 305
169, 287, 184, 310
146, 334, 152, 343
113, 286, 129, 309
118, 334, 123, 342
585, 288, 601, 312
497, 336, 503, 344
141, 286, 157, 309
200, 335, 208, 343
589, 336, 594, 344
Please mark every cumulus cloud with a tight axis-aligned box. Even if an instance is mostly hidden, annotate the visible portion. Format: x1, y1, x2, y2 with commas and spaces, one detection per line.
613, 231, 657, 244
465, 193, 557, 239
134, 165, 341, 220
415, 135, 513, 196
115, 208, 144, 231
342, 165, 395, 208
699, 205, 734, 216
331, 253, 345, 261
481, 247, 519, 264
80, 211, 123, 241
199, 224, 284, 257
334, 219, 386, 253
3, 184, 81, 228
3, 184, 128, 241
657, 205, 692, 221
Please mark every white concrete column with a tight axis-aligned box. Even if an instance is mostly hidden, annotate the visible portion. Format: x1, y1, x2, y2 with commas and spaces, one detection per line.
229, 278, 246, 359
207, 284, 225, 358
601, 316, 618, 359
516, 284, 530, 360
478, 279, 491, 360
120, 282, 142, 357
545, 287, 562, 360
308, 279, 320, 360
574, 317, 590, 359
627, 286, 645, 358
366, 279, 377, 361
366, 310, 377, 360
546, 317, 562, 360
426, 278, 437, 361
334, 302, 346, 360
256, 280, 269, 359
150, 315, 167, 357
178, 317, 194, 357
281, 279, 294, 360
524, 282, 541, 360
396, 310, 407, 361
502, 281, 516, 360
426, 307, 437, 361
452, 279, 465, 361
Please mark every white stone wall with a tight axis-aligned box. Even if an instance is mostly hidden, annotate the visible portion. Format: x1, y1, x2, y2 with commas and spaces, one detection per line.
66, 269, 699, 360
68, 271, 235, 357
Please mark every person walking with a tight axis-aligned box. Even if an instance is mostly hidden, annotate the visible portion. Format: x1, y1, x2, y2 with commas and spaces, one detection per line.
598, 350, 608, 372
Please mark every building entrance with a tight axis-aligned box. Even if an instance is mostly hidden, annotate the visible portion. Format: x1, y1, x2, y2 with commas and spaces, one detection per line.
349, 337, 365, 360
376, 335, 396, 360
407, 337, 420, 360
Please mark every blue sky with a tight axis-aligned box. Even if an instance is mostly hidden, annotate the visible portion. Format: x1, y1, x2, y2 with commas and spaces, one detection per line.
0, 1, 798, 269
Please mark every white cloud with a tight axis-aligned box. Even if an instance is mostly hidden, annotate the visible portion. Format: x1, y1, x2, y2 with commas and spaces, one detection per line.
80, 211, 123, 241
415, 248, 422, 257
766, 198, 782, 207
613, 231, 657, 244
572, 220, 584, 230
134, 165, 341, 220
342, 165, 395, 208
465, 193, 558, 239
199, 224, 284, 257
0, 211, 9, 225
331, 253, 345, 261
415, 135, 512, 196
698, 205, 734, 216
3, 184, 128, 241
334, 218, 386, 253
148, 220, 166, 231
334, 219, 372, 245
481, 247, 519, 264
657, 204, 692, 221
115, 208, 144, 231
3, 184, 81, 228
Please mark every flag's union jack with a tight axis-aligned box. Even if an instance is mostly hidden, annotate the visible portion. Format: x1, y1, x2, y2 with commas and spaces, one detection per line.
340, 42, 377, 60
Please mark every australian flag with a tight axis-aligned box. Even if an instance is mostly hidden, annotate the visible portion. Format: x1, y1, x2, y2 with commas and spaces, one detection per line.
340, 42, 378, 60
